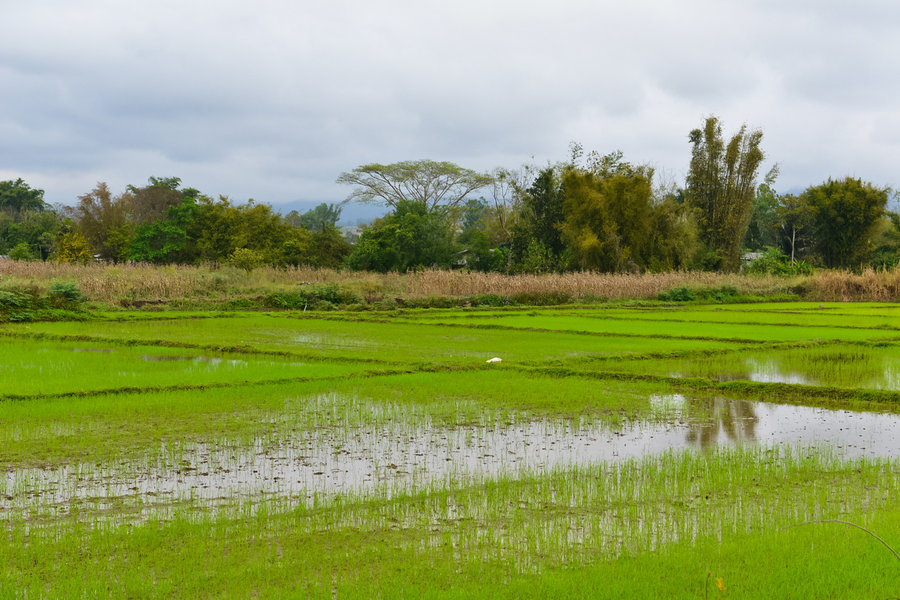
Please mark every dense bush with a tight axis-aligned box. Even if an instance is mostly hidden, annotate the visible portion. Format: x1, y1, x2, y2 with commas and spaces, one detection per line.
747, 247, 813, 276
264, 283, 360, 309
0, 281, 87, 321
658, 285, 738, 303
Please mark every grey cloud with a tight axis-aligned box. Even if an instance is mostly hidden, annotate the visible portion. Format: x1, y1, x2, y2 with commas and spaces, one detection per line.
2, 0, 899, 208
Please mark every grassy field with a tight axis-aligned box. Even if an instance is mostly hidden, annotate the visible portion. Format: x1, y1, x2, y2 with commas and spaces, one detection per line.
3, 301, 900, 598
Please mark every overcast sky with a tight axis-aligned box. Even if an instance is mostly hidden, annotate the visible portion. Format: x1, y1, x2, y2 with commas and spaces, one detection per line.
2, 0, 898, 219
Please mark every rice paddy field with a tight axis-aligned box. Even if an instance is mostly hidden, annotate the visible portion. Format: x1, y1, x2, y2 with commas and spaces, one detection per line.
3, 301, 900, 598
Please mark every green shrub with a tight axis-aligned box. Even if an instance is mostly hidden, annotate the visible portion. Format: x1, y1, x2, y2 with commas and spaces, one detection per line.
227, 248, 264, 272
471, 294, 509, 307
8, 242, 38, 261
658, 286, 695, 302
402, 296, 458, 309
747, 247, 813, 276
0, 290, 29, 310
264, 283, 360, 310
658, 285, 739, 303
49, 281, 85, 304
508, 291, 572, 306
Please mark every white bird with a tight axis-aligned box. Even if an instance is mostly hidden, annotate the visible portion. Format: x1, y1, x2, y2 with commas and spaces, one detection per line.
486, 357, 502, 363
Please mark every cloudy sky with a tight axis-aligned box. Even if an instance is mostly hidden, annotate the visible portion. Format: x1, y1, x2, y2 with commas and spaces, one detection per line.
2, 0, 898, 220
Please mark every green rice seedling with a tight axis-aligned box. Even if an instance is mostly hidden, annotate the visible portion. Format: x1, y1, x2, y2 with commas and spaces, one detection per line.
3, 313, 748, 366
0, 338, 370, 398
599, 342, 900, 391
400, 312, 900, 343
5, 302, 900, 598
3, 446, 899, 598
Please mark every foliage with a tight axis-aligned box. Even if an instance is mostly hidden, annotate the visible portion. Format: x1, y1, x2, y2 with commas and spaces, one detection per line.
227, 247, 265, 271
868, 211, 900, 269
776, 193, 815, 264
559, 155, 654, 272
658, 285, 739, 302
69, 182, 133, 262
457, 228, 508, 272
54, 231, 94, 264
8, 241, 38, 261
646, 196, 699, 272
744, 173, 780, 251
127, 194, 206, 264
337, 159, 493, 212
509, 167, 566, 272
0, 281, 86, 321
125, 176, 187, 225
686, 117, 766, 271
265, 283, 359, 309
308, 224, 352, 268
746, 247, 813, 276
48, 281, 85, 303
0, 178, 47, 213
285, 203, 343, 229
657, 285, 696, 302
804, 177, 889, 268
345, 200, 455, 272
0, 206, 64, 259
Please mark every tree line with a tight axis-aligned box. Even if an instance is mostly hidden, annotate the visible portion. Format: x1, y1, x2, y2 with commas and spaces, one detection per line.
2, 116, 897, 273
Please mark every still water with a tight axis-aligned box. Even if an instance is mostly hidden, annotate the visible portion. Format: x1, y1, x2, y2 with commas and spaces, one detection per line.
4, 395, 900, 520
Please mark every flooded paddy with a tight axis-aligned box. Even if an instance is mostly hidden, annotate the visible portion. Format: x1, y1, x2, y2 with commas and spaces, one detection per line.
4, 303, 900, 597
603, 343, 900, 390
5, 393, 900, 522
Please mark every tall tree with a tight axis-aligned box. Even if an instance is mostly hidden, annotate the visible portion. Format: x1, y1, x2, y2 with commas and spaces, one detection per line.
685, 117, 765, 271
509, 167, 566, 272
125, 176, 188, 225
744, 166, 781, 251
560, 154, 654, 272
337, 160, 493, 213
804, 177, 888, 268
0, 179, 47, 214
776, 193, 814, 264
69, 182, 132, 262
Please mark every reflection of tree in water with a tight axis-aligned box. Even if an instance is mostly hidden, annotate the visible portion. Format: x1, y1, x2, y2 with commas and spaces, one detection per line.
685, 396, 758, 448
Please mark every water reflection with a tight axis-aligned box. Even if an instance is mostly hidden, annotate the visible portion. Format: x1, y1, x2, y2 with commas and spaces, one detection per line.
685, 397, 759, 448
745, 358, 813, 385
667, 348, 900, 390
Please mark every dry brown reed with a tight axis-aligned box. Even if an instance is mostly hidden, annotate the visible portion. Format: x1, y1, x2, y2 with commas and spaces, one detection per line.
3, 260, 899, 304
806, 268, 900, 302
401, 270, 798, 299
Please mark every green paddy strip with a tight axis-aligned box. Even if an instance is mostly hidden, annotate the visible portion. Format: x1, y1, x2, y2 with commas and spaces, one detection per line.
6, 315, 750, 364
0, 367, 415, 405
0, 330, 401, 366
397, 314, 900, 343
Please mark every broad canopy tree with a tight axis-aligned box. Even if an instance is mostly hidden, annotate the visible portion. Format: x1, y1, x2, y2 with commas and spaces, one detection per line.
337, 160, 493, 213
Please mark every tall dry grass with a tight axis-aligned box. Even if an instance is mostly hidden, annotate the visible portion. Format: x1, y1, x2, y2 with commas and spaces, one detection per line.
400, 270, 800, 299
806, 268, 900, 301
2, 260, 899, 304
